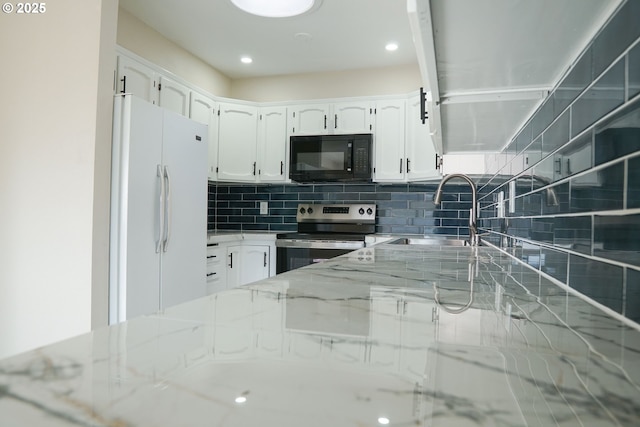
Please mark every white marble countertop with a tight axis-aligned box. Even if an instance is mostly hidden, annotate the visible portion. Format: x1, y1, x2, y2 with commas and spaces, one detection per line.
1, 241, 639, 426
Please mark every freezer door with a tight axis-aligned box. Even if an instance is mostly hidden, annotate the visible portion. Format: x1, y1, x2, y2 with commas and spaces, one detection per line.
159, 109, 208, 309
111, 95, 163, 322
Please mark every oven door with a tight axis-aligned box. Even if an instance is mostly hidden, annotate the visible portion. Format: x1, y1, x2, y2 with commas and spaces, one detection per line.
275, 239, 364, 274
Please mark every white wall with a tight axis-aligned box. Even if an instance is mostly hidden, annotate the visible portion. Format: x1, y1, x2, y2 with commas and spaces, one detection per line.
117, 8, 232, 98
231, 64, 422, 102
0, 0, 117, 359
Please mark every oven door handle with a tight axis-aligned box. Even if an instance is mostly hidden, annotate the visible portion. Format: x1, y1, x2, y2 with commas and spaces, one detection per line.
275, 239, 364, 250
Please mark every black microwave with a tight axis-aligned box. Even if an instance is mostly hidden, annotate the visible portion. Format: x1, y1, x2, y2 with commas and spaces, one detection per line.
289, 133, 372, 182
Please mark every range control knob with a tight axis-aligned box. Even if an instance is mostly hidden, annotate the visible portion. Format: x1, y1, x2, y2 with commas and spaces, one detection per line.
359, 208, 365, 215
366, 208, 373, 215
299, 207, 306, 214
307, 207, 314, 214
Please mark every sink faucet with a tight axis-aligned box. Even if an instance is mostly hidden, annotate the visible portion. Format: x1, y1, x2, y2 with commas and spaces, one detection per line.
434, 173, 479, 246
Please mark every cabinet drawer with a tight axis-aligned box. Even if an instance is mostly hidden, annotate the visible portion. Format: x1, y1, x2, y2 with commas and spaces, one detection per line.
207, 247, 224, 262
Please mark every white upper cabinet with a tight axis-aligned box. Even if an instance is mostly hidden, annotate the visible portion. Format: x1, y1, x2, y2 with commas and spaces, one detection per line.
373, 95, 440, 182
189, 92, 218, 180
289, 104, 331, 135
373, 99, 407, 182
289, 102, 373, 135
405, 94, 440, 180
158, 76, 190, 117
217, 102, 259, 182
331, 101, 373, 134
116, 55, 158, 104
258, 106, 288, 182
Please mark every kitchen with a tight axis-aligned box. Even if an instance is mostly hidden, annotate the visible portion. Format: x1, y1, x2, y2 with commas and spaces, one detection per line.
1, 0, 640, 425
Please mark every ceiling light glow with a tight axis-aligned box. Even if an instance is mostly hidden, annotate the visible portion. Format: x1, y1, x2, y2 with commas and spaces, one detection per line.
385, 43, 398, 52
230, 0, 315, 18
378, 417, 390, 425
235, 396, 247, 404
241, 56, 253, 64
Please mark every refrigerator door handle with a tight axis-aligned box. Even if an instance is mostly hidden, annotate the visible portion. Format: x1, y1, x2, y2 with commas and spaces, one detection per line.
163, 165, 172, 252
156, 164, 165, 253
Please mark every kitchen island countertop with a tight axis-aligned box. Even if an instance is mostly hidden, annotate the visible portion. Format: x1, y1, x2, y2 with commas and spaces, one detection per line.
1, 241, 639, 426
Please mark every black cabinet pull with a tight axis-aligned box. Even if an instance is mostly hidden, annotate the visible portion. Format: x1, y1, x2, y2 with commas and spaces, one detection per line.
400, 158, 403, 174
228, 253, 233, 268
555, 158, 562, 175
253, 162, 257, 176
324, 115, 327, 129
120, 75, 126, 94
419, 87, 428, 124
334, 114, 338, 129
207, 255, 217, 259
566, 158, 572, 175
280, 161, 284, 175
407, 158, 411, 173
206, 272, 216, 277
263, 252, 267, 267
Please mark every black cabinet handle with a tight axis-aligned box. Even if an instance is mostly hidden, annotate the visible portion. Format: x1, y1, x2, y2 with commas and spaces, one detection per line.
207, 255, 217, 259
566, 158, 572, 175
419, 87, 428, 124
280, 161, 284, 175
324, 115, 327, 129
228, 253, 233, 268
399, 158, 403, 173
253, 162, 257, 176
334, 114, 337, 129
206, 272, 216, 277
120, 75, 126, 94
407, 158, 411, 173
555, 158, 562, 175
263, 252, 267, 267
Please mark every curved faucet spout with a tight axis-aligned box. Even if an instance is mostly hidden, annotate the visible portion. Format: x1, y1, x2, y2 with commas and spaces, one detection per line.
434, 173, 479, 246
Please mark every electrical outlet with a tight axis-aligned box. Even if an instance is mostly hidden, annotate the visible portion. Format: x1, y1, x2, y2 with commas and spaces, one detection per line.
259, 201, 268, 215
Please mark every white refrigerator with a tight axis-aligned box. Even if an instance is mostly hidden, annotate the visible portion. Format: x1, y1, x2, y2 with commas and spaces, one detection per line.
109, 94, 208, 324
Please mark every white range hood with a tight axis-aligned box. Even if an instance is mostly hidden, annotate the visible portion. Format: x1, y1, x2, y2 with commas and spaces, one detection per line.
408, 0, 622, 154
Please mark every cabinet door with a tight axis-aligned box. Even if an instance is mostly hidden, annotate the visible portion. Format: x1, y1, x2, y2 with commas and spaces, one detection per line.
333, 101, 373, 134
226, 245, 242, 289
373, 99, 406, 182
258, 106, 288, 182
158, 76, 190, 117
405, 95, 440, 180
217, 103, 258, 182
116, 55, 158, 104
190, 92, 218, 180
290, 104, 330, 135
240, 245, 270, 285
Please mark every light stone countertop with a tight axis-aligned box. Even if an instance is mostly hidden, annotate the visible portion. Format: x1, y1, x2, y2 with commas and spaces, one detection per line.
1, 241, 639, 426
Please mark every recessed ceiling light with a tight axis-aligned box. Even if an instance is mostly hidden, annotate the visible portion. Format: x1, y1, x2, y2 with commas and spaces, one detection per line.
230, 0, 316, 17
385, 43, 399, 52
378, 417, 390, 425
241, 56, 253, 64
235, 396, 247, 404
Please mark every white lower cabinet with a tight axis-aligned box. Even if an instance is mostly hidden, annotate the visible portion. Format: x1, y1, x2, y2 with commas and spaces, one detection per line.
227, 243, 272, 289
206, 243, 227, 294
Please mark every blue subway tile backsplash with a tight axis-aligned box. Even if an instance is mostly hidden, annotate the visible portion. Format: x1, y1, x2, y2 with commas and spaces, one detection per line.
479, 0, 640, 324
209, 183, 475, 238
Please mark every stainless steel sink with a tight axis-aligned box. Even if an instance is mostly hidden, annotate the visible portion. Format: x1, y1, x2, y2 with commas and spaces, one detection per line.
387, 237, 470, 247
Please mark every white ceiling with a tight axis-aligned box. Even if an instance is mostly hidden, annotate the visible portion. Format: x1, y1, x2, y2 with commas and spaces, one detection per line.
120, 0, 621, 153
119, 0, 418, 79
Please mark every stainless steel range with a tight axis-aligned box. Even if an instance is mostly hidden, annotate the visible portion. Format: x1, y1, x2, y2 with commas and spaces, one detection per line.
276, 203, 376, 273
